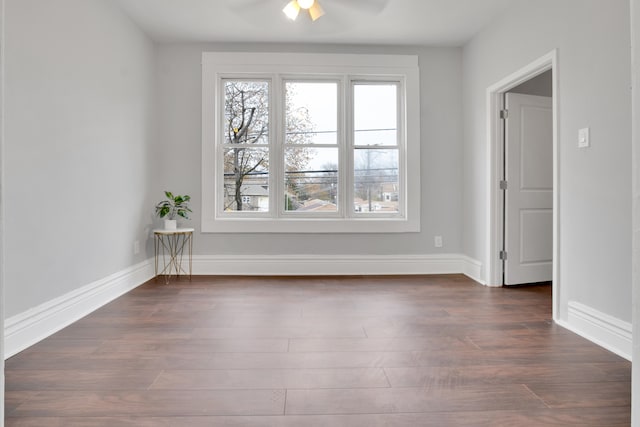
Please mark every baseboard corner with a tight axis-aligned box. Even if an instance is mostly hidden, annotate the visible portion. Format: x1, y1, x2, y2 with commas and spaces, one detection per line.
5, 259, 154, 359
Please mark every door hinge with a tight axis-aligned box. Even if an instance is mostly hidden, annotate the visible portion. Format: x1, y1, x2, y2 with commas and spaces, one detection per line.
499, 180, 508, 190
499, 250, 508, 261
500, 109, 509, 119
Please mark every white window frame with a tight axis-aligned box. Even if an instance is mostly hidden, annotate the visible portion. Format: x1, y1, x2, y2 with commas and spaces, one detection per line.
217, 75, 273, 217
202, 52, 420, 233
350, 79, 404, 219
279, 76, 343, 219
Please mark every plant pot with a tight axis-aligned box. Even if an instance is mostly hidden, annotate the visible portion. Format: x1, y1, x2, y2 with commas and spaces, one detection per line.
164, 219, 177, 230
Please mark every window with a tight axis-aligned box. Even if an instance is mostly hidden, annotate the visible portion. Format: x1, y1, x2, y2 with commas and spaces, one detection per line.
353, 82, 399, 214
202, 53, 420, 233
284, 81, 339, 213
223, 80, 270, 212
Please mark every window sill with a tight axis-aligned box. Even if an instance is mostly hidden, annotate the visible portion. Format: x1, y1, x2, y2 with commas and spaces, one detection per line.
201, 217, 419, 233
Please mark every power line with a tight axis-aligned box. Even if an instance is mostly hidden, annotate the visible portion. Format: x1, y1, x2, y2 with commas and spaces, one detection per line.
285, 128, 396, 136
222, 168, 398, 177
225, 128, 397, 141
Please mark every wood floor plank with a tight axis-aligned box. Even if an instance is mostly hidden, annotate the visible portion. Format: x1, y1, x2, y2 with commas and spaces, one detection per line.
6, 370, 160, 391
383, 364, 622, 388
18, 339, 103, 355
189, 325, 368, 339
525, 381, 632, 409
204, 351, 424, 370
284, 385, 548, 415
5, 352, 216, 371
10, 390, 286, 417
4, 391, 39, 416
150, 368, 390, 390
288, 336, 476, 352
95, 337, 289, 354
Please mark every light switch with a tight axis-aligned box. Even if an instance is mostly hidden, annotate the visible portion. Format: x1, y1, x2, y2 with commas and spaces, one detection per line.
578, 127, 590, 148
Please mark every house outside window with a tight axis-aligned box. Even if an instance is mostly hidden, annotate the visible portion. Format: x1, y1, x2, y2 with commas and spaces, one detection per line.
202, 52, 421, 233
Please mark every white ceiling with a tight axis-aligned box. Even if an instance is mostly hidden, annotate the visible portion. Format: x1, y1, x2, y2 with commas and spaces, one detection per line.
115, 0, 515, 46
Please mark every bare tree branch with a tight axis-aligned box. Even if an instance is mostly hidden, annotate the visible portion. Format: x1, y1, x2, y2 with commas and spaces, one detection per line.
223, 80, 312, 211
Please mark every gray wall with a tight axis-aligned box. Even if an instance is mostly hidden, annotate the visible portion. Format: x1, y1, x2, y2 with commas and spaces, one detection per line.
4, 0, 156, 318
154, 43, 464, 256
463, 0, 632, 322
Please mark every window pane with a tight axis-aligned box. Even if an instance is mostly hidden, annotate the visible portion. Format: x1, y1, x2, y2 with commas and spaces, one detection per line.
354, 84, 397, 146
285, 82, 338, 145
223, 147, 269, 212
285, 147, 338, 212
224, 80, 269, 145
354, 149, 399, 213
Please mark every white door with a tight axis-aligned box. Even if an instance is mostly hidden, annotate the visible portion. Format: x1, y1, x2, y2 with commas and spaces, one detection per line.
504, 93, 553, 285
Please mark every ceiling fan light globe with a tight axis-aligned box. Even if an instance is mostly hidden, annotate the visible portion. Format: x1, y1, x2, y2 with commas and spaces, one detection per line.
297, 0, 315, 10
283, 0, 300, 20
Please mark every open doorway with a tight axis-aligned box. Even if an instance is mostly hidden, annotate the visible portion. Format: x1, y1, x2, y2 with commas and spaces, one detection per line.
502, 71, 553, 286
485, 50, 559, 321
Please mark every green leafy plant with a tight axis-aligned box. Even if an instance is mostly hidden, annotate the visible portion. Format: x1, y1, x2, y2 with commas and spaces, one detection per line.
155, 191, 192, 220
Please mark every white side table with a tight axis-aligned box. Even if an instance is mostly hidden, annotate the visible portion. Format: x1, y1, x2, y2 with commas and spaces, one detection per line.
153, 228, 194, 283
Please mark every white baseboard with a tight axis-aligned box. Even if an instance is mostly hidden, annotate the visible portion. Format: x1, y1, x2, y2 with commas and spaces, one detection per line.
5, 259, 154, 359
559, 301, 632, 361
189, 253, 484, 279
459, 255, 485, 285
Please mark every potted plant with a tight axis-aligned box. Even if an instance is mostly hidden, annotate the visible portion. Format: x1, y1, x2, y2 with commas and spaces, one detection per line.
155, 191, 192, 230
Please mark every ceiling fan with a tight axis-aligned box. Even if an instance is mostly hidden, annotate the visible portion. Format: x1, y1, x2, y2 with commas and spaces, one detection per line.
226, 0, 388, 26
283, 0, 324, 21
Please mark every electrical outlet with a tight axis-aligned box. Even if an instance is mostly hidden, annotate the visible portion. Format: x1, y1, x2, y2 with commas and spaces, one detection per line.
434, 236, 443, 248
133, 240, 140, 255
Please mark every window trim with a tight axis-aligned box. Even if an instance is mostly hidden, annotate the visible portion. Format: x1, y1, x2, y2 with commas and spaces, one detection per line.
202, 52, 421, 233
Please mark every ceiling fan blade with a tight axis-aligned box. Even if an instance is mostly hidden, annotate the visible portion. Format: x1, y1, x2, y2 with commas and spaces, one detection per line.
225, 0, 292, 23
308, 2, 325, 21
282, 0, 301, 20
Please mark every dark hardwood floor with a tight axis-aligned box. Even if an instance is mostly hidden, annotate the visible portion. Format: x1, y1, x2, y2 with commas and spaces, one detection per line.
5, 275, 631, 426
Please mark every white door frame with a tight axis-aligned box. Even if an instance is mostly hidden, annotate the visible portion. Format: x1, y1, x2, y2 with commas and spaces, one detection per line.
485, 49, 559, 321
